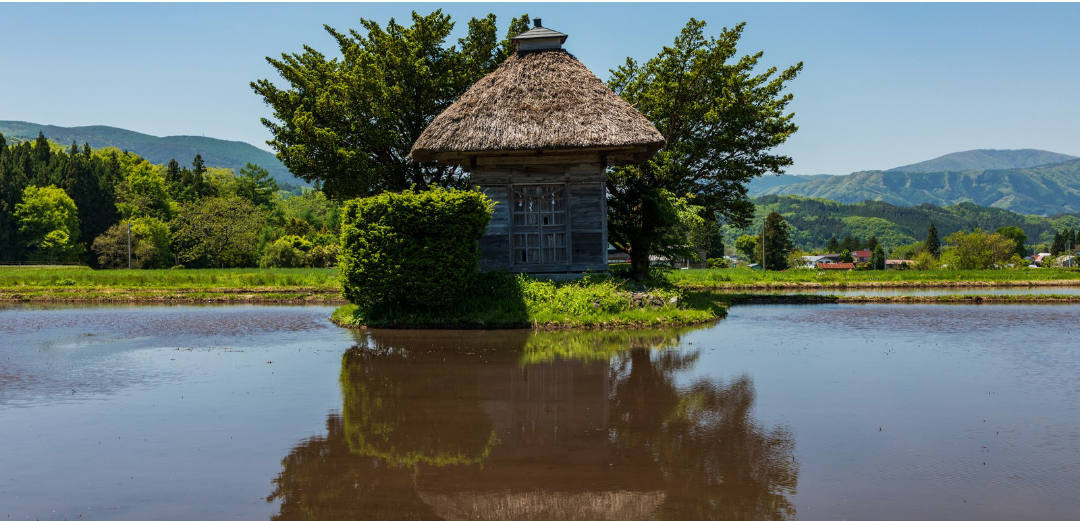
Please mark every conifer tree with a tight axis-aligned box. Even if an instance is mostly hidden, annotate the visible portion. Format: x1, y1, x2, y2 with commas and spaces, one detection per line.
924, 220, 940, 258
825, 235, 839, 253
872, 244, 886, 270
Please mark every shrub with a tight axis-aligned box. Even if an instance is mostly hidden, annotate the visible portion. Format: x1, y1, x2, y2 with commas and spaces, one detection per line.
339, 187, 493, 313
259, 237, 308, 268
707, 257, 729, 269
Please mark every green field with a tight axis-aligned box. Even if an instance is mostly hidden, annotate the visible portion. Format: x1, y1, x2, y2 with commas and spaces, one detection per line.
0, 266, 341, 302
662, 267, 1080, 289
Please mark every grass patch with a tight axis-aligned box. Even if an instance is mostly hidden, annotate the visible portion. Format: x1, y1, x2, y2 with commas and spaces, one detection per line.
660, 266, 1080, 289
331, 272, 722, 330
0, 266, 342, 302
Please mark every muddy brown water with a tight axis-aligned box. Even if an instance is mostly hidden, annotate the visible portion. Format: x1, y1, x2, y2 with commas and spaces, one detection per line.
0, 303, 1076, 520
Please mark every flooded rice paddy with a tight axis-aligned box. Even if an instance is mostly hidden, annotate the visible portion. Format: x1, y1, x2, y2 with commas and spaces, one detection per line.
0, 302, 1077, 520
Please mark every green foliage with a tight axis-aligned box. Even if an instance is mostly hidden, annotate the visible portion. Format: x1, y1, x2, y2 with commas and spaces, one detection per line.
941, 229, 1015, 270
606, 19, 801, 279
838, 249, 853, 263
735, 234, 760, 263
171, 195, 266, 268
733, 195, 1078, 253
761, 211, 793, 270
872, 244, 886, 270
995, 226, 1028, 258
259, 235, 313, 268
913, 251, 938, 270
252, 10, 528, 200
925, 220, 940, 258
116, 159, 172, 220
0, 120, 297, 187
333, 270, 720, 329
706, 257, 729, 269
279, 190, 341, 235
235, 163, 279, 210
14, 184, 83, 261
339, 187, 493, 314
662, 265, 1078, 288
258, 237, 302, 268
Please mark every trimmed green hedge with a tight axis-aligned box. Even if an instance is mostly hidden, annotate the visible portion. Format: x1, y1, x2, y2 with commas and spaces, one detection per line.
339, 187, 493, 314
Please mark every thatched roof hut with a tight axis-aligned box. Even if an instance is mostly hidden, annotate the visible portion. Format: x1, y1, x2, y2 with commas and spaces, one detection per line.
410, 20, 663, 165
411, 19, 663, 273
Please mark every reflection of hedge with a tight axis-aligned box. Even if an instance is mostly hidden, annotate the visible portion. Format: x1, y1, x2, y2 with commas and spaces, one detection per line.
520, 329, 685, 365
339, 187, 493, 314
339, 347, 497, 468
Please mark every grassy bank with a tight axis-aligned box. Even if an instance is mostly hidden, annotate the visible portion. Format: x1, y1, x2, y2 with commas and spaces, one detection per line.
664, 267, 1080, 290
331, 272, 724, 330
0, 266, 342, 303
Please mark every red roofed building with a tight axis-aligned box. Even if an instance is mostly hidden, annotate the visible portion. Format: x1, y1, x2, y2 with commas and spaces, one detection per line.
852, 250, 873, 263
817, 263, 855, 270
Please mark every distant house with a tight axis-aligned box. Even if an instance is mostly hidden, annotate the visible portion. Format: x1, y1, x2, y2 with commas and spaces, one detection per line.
1032, 253, 1052, 266
1052, 255, 1078, 268
607, 246, 631, 264
816, 253, 842, 264
817, 262, 855, 270
852, 250, 873, 263
885, 259, 915, 270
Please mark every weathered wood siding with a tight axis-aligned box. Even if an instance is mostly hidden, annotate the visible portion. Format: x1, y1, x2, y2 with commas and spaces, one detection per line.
472, 160, 607, 273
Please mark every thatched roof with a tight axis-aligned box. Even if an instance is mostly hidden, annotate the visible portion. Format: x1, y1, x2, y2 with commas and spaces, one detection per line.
410, 50, 664, 163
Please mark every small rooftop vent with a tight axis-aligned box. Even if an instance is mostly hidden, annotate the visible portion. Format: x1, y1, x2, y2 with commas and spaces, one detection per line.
511, 18, 568, 52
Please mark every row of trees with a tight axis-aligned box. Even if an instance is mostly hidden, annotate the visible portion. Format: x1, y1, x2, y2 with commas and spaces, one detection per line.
0, 132, 342, 268
723, 215, 1077, 271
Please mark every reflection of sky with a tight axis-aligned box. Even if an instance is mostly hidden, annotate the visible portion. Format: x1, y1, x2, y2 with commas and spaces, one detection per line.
683, 304, 1080, 520
0, 304, 1076, 520
0, 305, 356, 520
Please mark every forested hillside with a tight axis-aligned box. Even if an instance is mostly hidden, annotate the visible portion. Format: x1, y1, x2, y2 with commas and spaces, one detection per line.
725, 195, 1080, 252
0, 121, 300, 187
753, 160, 1079, 216
0, 132, 338, 268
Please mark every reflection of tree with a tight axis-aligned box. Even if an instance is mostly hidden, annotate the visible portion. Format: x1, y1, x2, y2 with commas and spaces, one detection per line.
266, 414, 441, 521
610, 348, 798, 520
269, 329, 797, 520
339, 345, 497, 467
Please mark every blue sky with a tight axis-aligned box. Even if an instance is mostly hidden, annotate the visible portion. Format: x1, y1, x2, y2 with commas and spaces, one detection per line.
1, 2, 1077, 175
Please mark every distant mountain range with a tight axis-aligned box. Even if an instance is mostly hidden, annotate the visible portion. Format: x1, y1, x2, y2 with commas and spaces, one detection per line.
731, 195, 1079, 252
0, 120, 301, 187
749, 149, 1080, 216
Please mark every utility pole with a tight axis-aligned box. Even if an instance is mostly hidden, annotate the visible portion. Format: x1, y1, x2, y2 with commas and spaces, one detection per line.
761, 221, 766, 271
127, 222, 132, 269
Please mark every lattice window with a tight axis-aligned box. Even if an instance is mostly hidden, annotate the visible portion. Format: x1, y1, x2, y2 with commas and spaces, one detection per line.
512, 185, 568, 266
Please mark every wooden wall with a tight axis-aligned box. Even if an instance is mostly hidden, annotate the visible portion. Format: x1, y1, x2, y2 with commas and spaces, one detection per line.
471, 159, 608, 273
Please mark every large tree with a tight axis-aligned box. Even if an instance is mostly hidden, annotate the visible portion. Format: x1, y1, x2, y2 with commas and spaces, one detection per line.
171, 195, 265, 268
252, 10, 529, 200
607, 20, 802, 279
14, 185, 83, 261
995, 225, 1027, 258
924, 220, 941, 258
761, 211, 793, 271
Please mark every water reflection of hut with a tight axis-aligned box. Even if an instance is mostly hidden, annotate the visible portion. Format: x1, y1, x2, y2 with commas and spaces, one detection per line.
417, 360, 666, 521
410, 19, 664, 274
350, 330, 667, 520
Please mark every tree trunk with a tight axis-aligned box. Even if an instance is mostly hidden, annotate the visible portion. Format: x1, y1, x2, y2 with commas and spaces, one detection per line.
629, 243, 651, 281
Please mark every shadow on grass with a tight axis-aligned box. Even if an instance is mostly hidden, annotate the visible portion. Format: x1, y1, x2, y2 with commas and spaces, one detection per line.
332, 269, 726, 330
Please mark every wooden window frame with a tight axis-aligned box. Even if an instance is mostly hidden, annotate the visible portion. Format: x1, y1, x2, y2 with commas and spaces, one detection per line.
509, 183, 573, 269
